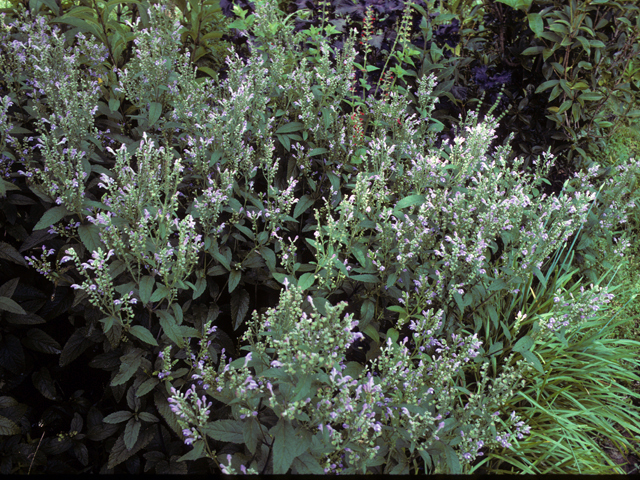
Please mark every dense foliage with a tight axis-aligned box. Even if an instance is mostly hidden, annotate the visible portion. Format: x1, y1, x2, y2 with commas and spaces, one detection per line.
0, 0, 639, 474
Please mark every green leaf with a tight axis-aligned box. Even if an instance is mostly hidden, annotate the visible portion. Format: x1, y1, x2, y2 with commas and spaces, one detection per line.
0, 415, 20, 436
521, 46, 545, 55
527, 12, 544, 36
270, 418, 305, 474
103, 410, 134, 424
292, 452, 324, 474
59, 327, 93, 367
77, 224, 104, 256
150, 284, 170, 303
136, 377, 159, 397
244, 416, 263, 454
107, 425, 155, 469
521, 350, 544, 374
535, 79, 560, 94
157, 310, 185, 348
349, 274, 379, 283
139, 275, 155, 305
177, 439, 205, 462
0, 243, 28, 267
275, 122, 304, 134
32, 367, 57, 400
394, 194, 425, 211
259, 246, 277, 271
154, 390, 183, 438
124, 418, 141, 450
292, 194, 315, 219
231, 289, 250, 331
513, 335, 534, 353
308, 147, 329, 157
137, 412, 158, 423
148, 102, 162, 127
360, 299, 375, 327
229, 269, 241, 293
129, 325, 158, 346
297, 272, 315, 291
33, 205, 70, 230
487, 341, 504, 356
0, 296, 26, 315
23, 328, 62, 354
444, 443, 461, 473
203, 419, 245, 443
111, 349, 143, 386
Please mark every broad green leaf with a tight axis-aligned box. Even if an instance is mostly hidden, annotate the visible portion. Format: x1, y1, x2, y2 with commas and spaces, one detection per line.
521, 46, 545, 56
259, 246, 277, 271
513, 335, 534, 353
147, 102, 162, 127
203, 419, 245, 443
229, 269, 241, 293
0, 296, 26, 315
124, 418, 141, 451
0, 415, 20, 436
157, 310, 184, 348
59, 327, 93, 367
349, 274, 379, 283
270, 419, 305, 474
394, 194, 425, 211
111, 350, 143, 386
23, 328, 61, 354
32, 367, 57, 400
177, 439, 205, 462
521, 350, 544, 374
149, 284, 170, 303
386, 328, 399, 343
0, 242, 27, 267
244, 417, 262, 454
107, 424, 155, 469
297, 272, 315, 291
292, 452, 324, 474
137, 412, 158, 423
129, 325, 158, 346
363, 323, 379, 344
444, 443, 461, 473
77, 224, 104, 256
308, 147, 329, 157
275, 122, 304, 134
136, 377, 159, 397
103, 410, 134, 424
360, 299, 375, 327
139, 275, 155, 305
535, 79, 560, 94
231, 288, 250, 330
33, 205, 70, 230
292, 194, 315, 219
527, 13, 544, 36
487, 341, 504, 356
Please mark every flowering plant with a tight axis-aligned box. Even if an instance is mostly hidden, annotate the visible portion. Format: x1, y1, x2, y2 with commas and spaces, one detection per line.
1, 0, 640, 474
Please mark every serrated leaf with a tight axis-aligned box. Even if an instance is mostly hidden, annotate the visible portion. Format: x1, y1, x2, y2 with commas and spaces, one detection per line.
59, 327, 95, 367
349, 274, 379, 283
0, 397, 18, 408
150, 284, 170, 303
137, 412, 158, 423
444, 443, 461, 473
107, 425, 155, 469
231, 288, 250, 331
244, 417, 262, 454
0, 296, 26, 315
157, 310, 184, 348
136, 377, 159, 398
203, 419, 245, 443
0, 415, 20, 436
23, 328, 62, 354
128, 325, 158, 346
259, 246, 277, 271
292, 452, 324, 474
292, 194, 315, 219
363, 323, 379, 344
111, 350, 143, 387
124, 418, 141, 450
229, 269, 241, 293
33, 205, 71, 230
73, 442, 89, 466
32, 367, 57, 400
77, 224, 104, 256
103, 410, 133, 424
154, 390, 184, 439
139, 275, 155, 305
270, 419, 307, 474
